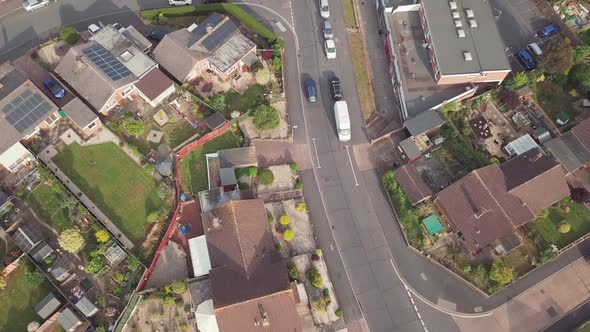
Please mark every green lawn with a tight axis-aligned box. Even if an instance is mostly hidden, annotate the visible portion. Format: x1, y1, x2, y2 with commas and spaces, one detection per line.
530, 199, 590, 249
223, 84, 266, 118
126, 120, 201, 155
348, 32, 375, 122
342, 0, 358, 28
0, 263, 52, 331
53, 143, 163, 245
179, 131, 240, 194
535, 80, 577, 124
27, 184, 71, 233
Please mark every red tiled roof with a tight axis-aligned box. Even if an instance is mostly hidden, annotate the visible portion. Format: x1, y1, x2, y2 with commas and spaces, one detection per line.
394, 164, 432, 205
134, 67, 174, 101
573, 117, 590, 150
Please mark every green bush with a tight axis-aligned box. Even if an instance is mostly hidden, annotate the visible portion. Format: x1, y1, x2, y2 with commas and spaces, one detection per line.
171, 280, 188, 294
60, 26, 79, 45
574, 44, 590, 63
267, 214, 274, 223
147, 211, 160, 223
335, 308, 344, 317
58, 228, 85, 253
95, 229, 110, 243
235, 167, 248, 178
123, 118, 145, 136
289, 162, 298, 172
252, 104, 280, 131
306, 268, 323, 288
287, 261, 300, 282
248, 166, 258, 177
238, 182, 250, 190
294, 181, 303, 190
258, 169, 274, 185
569, 62, 590, 93
283, 229, 294, 241
504, 72, 530, 91
489, 260, 513, 286
275, 243, 282, 251
295, 202, 306, 213
278, 215, 290, 225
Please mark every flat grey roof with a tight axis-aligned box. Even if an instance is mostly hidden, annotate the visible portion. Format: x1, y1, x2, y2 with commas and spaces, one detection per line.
218, 146, 257, 169
404, 109, 445, 136
62, 98, 98, 129
57, 308, 82, 331
35, 293, 62, 319
399, 137, 421, 160
421, 0, 510, 75
545, 132, 590, 173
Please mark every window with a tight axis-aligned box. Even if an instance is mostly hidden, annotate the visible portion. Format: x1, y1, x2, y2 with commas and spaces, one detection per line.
122, 86, 134, 97
86, 121, 97, 130
45, 113, 59, 126
105, 100, 116, 109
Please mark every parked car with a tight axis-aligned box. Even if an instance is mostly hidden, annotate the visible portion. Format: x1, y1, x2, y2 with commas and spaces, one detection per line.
88, 24, 101, 35
323, 20, 334, 39
112, 23, 125, 32
304, 79, 317, 103
539, 24, 560, 37
527, 43, 543, 60
169, 0, 193, 5
325, 39, 337, 59
23, 0, 49, 12
329, 77, 342, 101
320, 0, 330, 18
517, 49, 536, 70
146, 29, 166, 41
43, 78, 65, 99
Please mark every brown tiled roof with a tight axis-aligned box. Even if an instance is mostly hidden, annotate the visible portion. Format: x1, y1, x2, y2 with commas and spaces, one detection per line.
435, 170, 515, 253
500, 148, 569, 214
214, 290, 302, 332
394, 164, 433, 205
202, 199, 291, 307
134, 68, 174, 101
572, 117, 590, 150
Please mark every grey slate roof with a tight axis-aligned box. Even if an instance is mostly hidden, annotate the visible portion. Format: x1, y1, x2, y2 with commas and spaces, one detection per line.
13, 223, 43, 252
62, 98, 98, 129
218, 146, 258, 169
35, 293, 62, 319
421, 0, 510, 75
208, 29, 256, 73
74, 296, 98, 317
30, 241, 54, 262
399, 137, 422, 160
404, 109, 445, 136
122, 26, 153, 52
57, 308, 82, 331
545, 131, 590, 173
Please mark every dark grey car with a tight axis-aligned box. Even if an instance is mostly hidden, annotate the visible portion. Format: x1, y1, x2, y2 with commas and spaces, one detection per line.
304, 79, 317, 103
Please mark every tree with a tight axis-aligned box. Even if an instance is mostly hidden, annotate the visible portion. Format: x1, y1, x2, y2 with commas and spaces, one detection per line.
287, 261, 300, 282
283, 229, 294, 241
271, 56, 282, 73
489, 260, 513, 286
294, 181, 303, 190
574, 44, 590, 63
279, 214, 291, 225
541, 37, 574, 74
24, 267, 45, 286
60, 26, 79, 45
335, 308, 344, 318
438, 101, 457, 117
0, 276, 6, 290
296, 202, 307, 213
571, 187, 590, 203
58, 228, 85, 253
209, 94, 226, 112
306, 268, 323, 288
289, 162, 298, 172
171, 280, 188, 294
248, 166, 258, 177
258, 169, 275, 185
559, 222, 572, 234
569, 62, 590, 93
95, 229, 110, 243
505, 72, 530, 91
498, 90, 522, 110
123, 118, 145, 136
538, 245, 558, 265
252, 104, 280, 131
255, 69, 271, 85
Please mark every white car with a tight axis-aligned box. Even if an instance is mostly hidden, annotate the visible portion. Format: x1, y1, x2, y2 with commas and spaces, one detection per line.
88, 24, 101, 35
320, 0, 330, 18
23, 0, 49, 12
112, 23, 126, 32
169, 0, 192, 5
325, 39, 336, 59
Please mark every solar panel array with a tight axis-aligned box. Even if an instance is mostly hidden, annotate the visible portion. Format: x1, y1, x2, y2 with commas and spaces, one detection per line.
82, 45, 131, 81
2, 89, 53, 133
201, 20, 236, 51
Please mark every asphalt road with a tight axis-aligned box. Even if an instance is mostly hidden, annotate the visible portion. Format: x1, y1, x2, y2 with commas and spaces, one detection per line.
543, 299, 590, 332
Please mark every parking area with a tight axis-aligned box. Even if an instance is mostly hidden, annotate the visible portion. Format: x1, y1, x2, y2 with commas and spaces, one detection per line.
489, 0, 558, 70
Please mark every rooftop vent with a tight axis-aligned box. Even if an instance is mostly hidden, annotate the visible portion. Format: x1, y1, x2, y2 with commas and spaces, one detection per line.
463, 51, 472, 61
457, 29, 466, 38
466, 9, 474, 18
469, 19, 478, 28
187, 23, 198, 32
454, 20, 463, 27
452, 11, 460, 19
206, 24, 213, 33
120, 50, 133, 62
449, 1, 457, 10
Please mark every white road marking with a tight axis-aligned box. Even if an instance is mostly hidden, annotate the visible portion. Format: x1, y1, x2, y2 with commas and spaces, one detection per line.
344, 145, 359, 186
312, 138, 321, 168
420, 272, 427, 280
275, 21, 287, 32
403, 283, 429, 332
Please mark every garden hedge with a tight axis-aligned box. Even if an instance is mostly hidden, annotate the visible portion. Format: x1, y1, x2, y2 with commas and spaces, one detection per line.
141, 4, 278, 43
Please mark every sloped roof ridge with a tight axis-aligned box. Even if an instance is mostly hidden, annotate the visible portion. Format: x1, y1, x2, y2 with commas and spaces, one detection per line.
229, 200, 250, 279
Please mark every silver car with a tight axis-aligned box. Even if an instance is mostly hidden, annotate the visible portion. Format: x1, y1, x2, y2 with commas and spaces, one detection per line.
23, 0, 49, 12
323, 20, 334, 39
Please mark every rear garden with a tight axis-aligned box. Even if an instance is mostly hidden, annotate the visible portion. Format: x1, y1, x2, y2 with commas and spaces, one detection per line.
52, 142, 172, 250
529, 198, 590, 249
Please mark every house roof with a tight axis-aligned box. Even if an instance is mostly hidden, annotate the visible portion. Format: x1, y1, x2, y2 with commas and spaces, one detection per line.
61, 98, 98, 129
121, 26, 153, 52
0, 63, 58, 153
202, 199, 291, 308
504, 134, 539, 156
545, 132, 590, 173
74, 296, 98, 317
404, 109, 445, 136
30, 241, 54, 263
57, 308, 82, 331
215, 290, 302, 332
394, 164, 433, 205
35, 293, 62, 319
572, 117, 590, 149
14, 223, 44, 252
208, 31, 256, 73
134, 67, 174, 102
218, 146, 258, 169
189, 235, 212, 278
420, 0, 510, 76
399, 137, 422, 160
500, 148, 569, 214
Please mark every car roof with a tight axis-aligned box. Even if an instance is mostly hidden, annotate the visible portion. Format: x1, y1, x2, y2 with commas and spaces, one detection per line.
543, 24, 556, 31
326, 39, 335, 46
324, 21, 331, 27
305, 78, 315, 85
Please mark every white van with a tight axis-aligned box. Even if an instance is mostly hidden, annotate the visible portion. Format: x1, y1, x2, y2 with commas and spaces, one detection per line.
334, 101, 351, 142
527, 43, 543, 59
